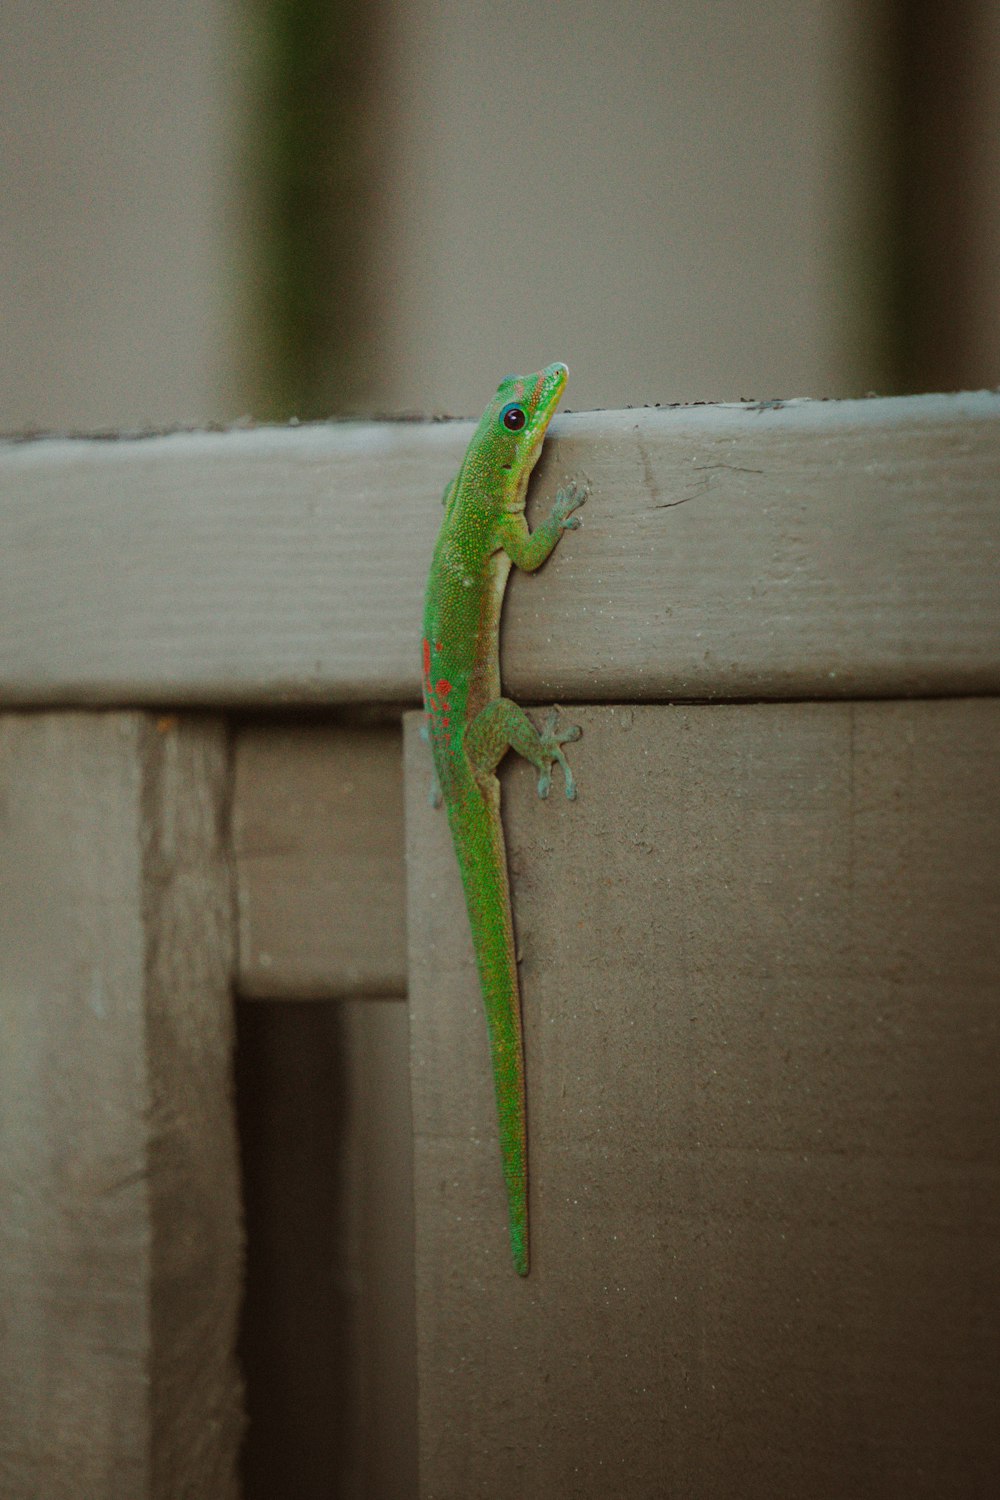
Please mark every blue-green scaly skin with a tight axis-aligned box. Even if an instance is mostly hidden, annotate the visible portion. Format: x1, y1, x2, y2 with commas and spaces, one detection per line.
422, 362, 584, 1275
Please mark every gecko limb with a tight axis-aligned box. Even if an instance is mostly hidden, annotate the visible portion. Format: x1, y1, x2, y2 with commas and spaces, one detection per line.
500, 481, 588, 571
465, 699, 581, 800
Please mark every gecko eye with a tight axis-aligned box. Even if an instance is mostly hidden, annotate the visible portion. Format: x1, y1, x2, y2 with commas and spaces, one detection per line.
500, 403, 526, 432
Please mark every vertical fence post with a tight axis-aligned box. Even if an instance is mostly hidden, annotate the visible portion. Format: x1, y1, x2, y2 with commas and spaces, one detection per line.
0, 713, 243, 1498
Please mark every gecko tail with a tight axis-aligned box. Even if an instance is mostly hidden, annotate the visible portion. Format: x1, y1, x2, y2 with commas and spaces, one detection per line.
447, 785, 529, 1276
511, 1217, 529, 1276
483, 898, 530, 1277
494, 1044, 529, 1275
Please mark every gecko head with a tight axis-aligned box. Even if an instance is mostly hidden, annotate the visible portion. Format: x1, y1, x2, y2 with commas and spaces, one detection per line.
476, 362, 569, 498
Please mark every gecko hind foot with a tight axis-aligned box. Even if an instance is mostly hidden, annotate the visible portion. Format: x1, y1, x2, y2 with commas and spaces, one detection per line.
536, 709, 581, 800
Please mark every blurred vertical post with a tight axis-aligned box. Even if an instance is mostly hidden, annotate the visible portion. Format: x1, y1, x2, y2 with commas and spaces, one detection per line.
237, 0, 389, 419
887, 0, 1000, 392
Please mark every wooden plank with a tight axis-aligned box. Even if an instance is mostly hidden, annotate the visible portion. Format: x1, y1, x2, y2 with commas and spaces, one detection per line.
1, 1, 237, 433
378, 0, 884, 412
1, 392, 998, 707
340, 999, 418, 1499
233, 724, 406, 999
235, 999, 418, 1500
404, 701, 1000, 1497
0, 712, 242, 1497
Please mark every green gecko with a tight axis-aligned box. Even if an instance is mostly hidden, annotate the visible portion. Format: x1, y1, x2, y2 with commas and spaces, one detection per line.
422, 361, 585, 1276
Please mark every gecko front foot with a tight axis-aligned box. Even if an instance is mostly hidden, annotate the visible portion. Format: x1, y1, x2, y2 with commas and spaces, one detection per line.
551, 479, 588, 532
536, 708, 581, 800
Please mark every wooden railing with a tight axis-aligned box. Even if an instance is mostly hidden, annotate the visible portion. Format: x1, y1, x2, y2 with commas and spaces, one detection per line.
2, 393, 998, 1497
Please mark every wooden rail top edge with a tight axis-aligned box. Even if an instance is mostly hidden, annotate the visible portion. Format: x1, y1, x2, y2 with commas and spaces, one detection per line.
3, 388, 999, 450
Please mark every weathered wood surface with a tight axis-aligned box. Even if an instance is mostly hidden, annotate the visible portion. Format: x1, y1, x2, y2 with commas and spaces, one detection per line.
234, 724, 406, 999
404, 701, 1000, 1498
1, 393, 998, 707
232, 725, 416, 1493
0, 713, 242, 1498
236, 998, 417, 1500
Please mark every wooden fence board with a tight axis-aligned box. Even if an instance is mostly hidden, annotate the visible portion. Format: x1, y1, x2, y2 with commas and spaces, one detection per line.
0, 713, 242, 1498
1, 392, 998, 706
404, 700, 1000, 1498
233, 724, 406, 999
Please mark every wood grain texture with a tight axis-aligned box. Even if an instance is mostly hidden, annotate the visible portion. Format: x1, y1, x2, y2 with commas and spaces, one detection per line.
0, 713, 242, 1498
1, 392, 998, 706
404, 701, 1000, 1498
233, 724, 406, 998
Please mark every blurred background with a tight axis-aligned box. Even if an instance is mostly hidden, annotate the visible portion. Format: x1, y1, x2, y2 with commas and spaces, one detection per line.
3, 3, 997, 1497
3, 0, 998, 436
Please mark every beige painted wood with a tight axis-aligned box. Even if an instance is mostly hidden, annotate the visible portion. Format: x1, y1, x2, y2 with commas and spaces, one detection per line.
0, 713, 242, 1498
377, 0, 887, 411
1, 1, 241, 432
1, 392, 998, 707
233, 724, 406, 998
404, 701, 1000, 1497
